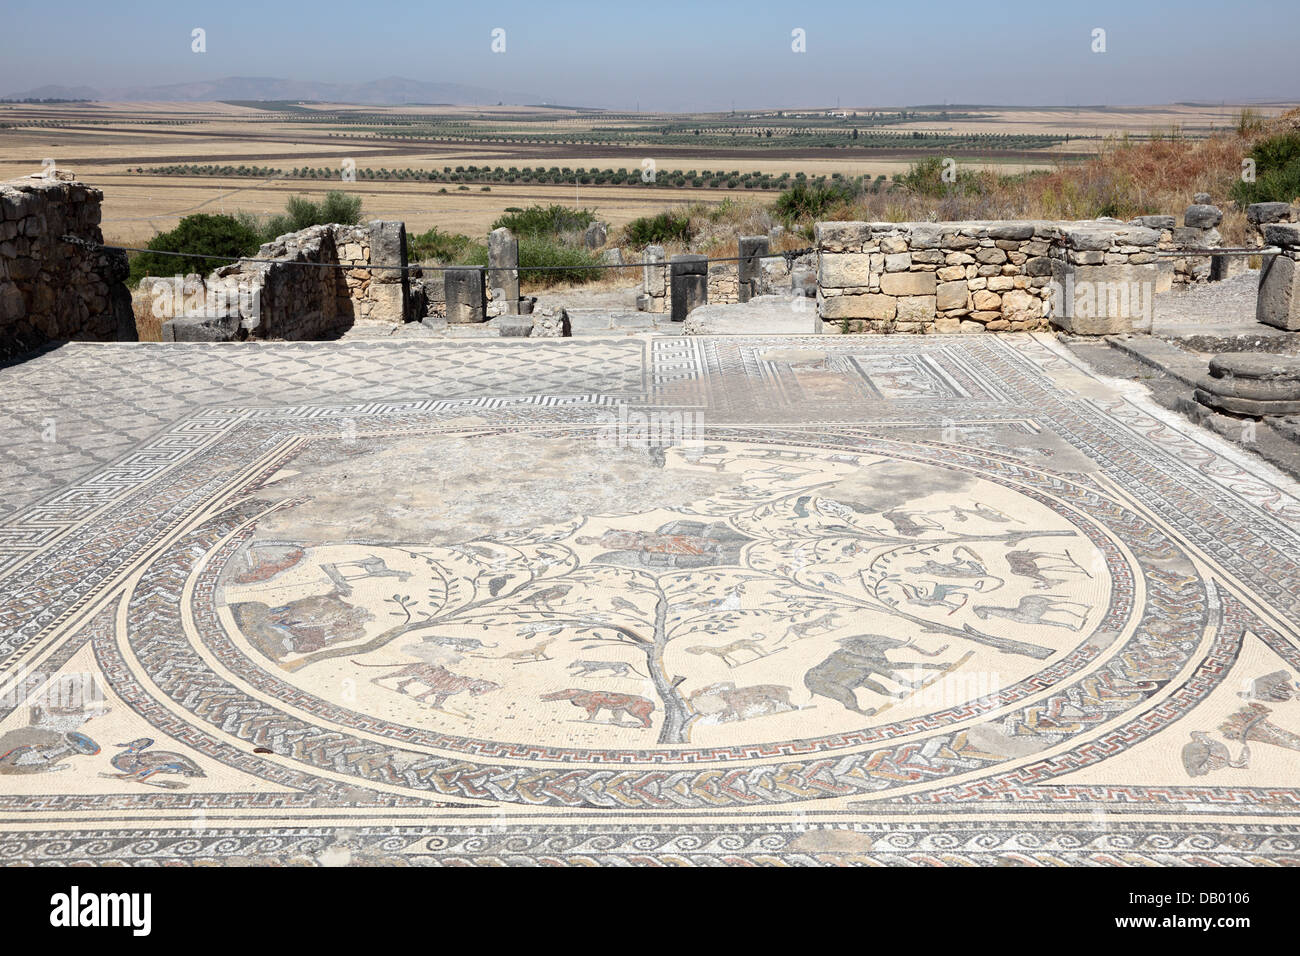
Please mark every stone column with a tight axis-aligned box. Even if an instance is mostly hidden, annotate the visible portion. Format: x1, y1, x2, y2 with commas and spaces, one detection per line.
445, 266, 487, 324
636, 244, 667, 313
368, 220, 410, 322
488, 227, 520, 315
1257, 224, 1300, 332
669, 254, 708, 322
738, 235, 770, 302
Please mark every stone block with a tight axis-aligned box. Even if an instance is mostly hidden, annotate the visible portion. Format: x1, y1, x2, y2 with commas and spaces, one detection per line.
1247, 202, 1293, 225
583, 221, 607, 249
1265, 224, 1300, 248
896, 295, 936, 321
444, 266, 487, 324
1184, 204, 1223, 229
1257, 254, 1300, 331
670, 255, 708, 322
987, 222, 1035, 240
817, 253, 871, 288
488, 227, 520, 314
935, 280, 968, 311
879, 271, 935, 296
814, 221, 870, 253
738, 235, 769, 303
819, 293, 896, 320
1000, 289, 1039, 320
367, 281, 406, 323
1049, 260, 1158, 334
494, 315, 534, 337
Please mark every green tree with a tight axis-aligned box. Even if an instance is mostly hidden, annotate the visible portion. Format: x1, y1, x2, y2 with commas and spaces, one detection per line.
128, 214, 261, 286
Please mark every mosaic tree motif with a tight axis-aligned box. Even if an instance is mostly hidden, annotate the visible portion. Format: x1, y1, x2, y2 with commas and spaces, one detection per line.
230, 443, 1105, 745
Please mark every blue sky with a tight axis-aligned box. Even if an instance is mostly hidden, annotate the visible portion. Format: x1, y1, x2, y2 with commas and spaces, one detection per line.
2, 0, 1296, 109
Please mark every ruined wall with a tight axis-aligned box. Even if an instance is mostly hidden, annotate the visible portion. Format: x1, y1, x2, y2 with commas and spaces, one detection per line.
815, 219, 1162, 334
0, 176, 134, 359
160, 220, 409, 341
707, 262, 740, 304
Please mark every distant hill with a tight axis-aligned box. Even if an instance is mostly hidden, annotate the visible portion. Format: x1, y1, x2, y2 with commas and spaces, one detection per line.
2, 75, 535, 106
1, 84, 100, 101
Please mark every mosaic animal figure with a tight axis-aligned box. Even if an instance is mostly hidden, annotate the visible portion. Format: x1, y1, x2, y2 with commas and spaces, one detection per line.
491, 639, 556, 664
972, 595, 1090, 630
568, 659, 647, 679
353, 661, 500, 708
947, 503, 1015, 524
896, 579, 982, 614
804, 635, 950, 716
0, 726, 99, 775
0, 690, 109, 775
513, 585, 573, 612
679, 445, 730, 470
103, 738, 205, 789
696, 583, 745, 612
776, 611, 839, 645
906, 546, 989, 580
421, 636, 498, 652
1005, 549, 1091, 590
321, 557, 411, 597
540, 689, 655, 728
688, 682, 797, 724
685, 636, 769, 668
881, 509, 943, 537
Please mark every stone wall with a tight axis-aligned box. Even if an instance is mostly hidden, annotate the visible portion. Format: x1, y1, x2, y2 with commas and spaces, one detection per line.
1247, 203, 1299, 247
707, 262, 740, 304
160, 220, 409, 341
0, 175, 134, 360
815, 219, 1162, 334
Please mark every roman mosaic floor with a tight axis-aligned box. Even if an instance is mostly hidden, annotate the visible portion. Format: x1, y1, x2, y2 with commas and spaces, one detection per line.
2, 333, 1299, 866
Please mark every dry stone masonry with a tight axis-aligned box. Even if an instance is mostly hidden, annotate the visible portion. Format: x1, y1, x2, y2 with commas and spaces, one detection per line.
161, 220, 410, 342
814, 218, 1163, 334
0, 175, 133, 359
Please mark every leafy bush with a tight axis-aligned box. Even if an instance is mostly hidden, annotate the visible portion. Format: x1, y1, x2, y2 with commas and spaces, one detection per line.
127, 213, 261, 286
517, 236, 600, 288
622, 211, 693, 247
772, 179, 860, 222
492, 204, 596, 237
408, 226, 486, 264
1231, 131, 1300, 206
260, 191, 364, 240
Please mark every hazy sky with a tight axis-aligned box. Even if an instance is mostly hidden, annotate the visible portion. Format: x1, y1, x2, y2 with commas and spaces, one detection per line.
2, 0, 1296, 110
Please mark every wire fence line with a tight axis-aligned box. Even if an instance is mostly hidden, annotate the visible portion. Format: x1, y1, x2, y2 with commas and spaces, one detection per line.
60, 235, 814, 274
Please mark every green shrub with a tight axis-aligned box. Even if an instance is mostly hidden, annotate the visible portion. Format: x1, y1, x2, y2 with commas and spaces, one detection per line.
492, 204, 596, 237
408, 226, 486, 264
517, 236, 600, 288
622, 211, 693, 246
255, 191, 364, 242
128, 213, 261, 286
1231, 131, 1300, 206
772, 179, 859, 222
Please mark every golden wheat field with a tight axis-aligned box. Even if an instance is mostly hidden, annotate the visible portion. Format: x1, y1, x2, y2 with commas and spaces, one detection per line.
2, 99, 1296, 243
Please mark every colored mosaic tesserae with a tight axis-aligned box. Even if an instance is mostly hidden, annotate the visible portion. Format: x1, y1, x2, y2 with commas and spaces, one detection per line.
2, 333, 1300, 865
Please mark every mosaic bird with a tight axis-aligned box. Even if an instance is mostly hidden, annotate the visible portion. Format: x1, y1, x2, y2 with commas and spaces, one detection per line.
514, 584, 573, 611
103, 738, 205, 790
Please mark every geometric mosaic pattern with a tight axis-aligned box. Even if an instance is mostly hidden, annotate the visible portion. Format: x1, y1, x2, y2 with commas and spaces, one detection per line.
2, 332, 1299, 866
